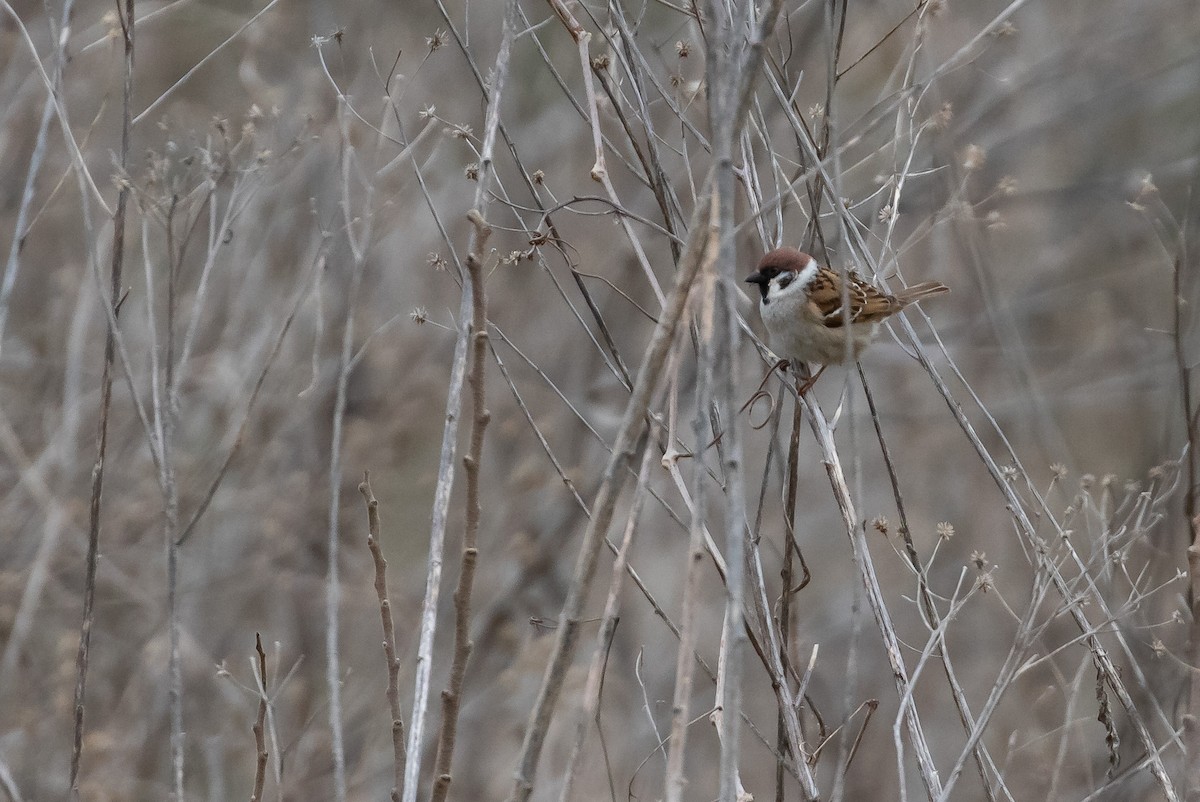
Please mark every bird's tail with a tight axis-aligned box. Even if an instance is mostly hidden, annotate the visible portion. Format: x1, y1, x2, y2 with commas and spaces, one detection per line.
895, 281, 950, 306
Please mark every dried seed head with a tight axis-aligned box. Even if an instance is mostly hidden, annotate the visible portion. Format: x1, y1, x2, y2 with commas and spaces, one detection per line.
936, 522, 955, 540
410, 307, 429, 325
426, 28, 448, 51
975, 571, 995, 593
871, 516, 889, 536
676, 40, 691, 57
948, 198, 975, 220
961, 144, 987, 172
931, 101, 953, 130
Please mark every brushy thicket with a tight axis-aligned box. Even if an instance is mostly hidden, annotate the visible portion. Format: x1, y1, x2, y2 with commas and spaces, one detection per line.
2, 1, 1200, 800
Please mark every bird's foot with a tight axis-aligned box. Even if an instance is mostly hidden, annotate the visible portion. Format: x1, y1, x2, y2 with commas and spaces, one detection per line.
793, 364, 826, 396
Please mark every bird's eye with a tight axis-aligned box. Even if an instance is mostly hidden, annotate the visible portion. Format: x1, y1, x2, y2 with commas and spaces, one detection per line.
777, 273, 792, 289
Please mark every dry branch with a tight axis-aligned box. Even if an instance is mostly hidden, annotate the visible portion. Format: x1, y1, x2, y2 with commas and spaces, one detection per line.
800, 390, 943, 799
559, 444, 658, 800
430, 208, 493, 802
508, 190, 711, 802
663, 215, 722, 802
406, 4, 517, 801
69, 1, 135, 795
251, 634, 269, 802
360, 474, 406, 802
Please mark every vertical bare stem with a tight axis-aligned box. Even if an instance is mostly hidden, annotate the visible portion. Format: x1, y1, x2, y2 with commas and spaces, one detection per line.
777, 386, 809, 802
430, 208, 494, 802
707, 3, 756, 797
1172, 229, 1200, 798
406, 4, 517, 800
1185, 533, 1200, 801
663, 216, 720, 802
69, 0, 134, 796
251, 634, 269, 802
325, 110, 369, 802
360, 474, 406, 802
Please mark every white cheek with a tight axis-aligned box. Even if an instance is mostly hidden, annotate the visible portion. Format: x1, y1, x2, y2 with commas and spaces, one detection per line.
794, 260, 818, 288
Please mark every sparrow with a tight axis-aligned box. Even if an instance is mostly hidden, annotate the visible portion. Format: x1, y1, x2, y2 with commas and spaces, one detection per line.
745, 247, 949, 369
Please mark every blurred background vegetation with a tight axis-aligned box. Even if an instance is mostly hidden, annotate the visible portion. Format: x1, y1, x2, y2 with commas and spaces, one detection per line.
2, 0, 1199, 799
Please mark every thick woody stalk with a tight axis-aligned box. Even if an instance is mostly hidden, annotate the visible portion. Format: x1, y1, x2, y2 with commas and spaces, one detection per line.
430, 208, 492, 802
406, 4, 517, 801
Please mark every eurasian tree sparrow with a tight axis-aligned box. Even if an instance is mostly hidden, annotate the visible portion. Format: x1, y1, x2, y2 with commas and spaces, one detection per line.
744, 247, 949, 368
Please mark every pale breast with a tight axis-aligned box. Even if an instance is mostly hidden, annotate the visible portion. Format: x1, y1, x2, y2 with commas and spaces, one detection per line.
760, 291, 878, 364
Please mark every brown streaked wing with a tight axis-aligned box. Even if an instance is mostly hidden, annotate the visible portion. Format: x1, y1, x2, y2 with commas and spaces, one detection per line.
805, 266, 902, 328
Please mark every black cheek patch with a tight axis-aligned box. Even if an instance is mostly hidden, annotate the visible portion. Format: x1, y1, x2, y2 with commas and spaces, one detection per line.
777, 274, 793, 289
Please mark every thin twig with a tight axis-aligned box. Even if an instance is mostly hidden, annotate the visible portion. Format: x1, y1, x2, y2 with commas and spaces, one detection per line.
559, 444, 657, 800
800, 386, 944, 799
0, 0, 77, 358
131, 0, 284, 125
176, 240, 329, 546
507, 194, 711, 802
544, 0, 666, 306
857, 363, 1000, 800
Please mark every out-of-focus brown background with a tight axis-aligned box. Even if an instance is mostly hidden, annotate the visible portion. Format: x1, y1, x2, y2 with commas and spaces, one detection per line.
2, 1, 1199, 800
